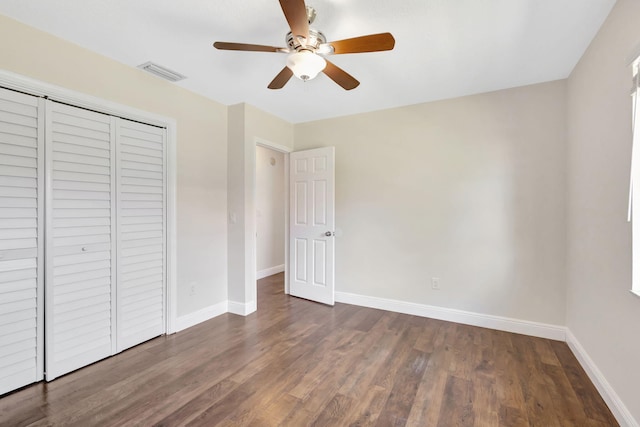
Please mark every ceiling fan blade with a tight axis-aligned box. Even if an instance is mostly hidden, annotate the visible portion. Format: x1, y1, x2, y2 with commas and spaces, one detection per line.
326, 33, 396, 54
279, 0, 309, 41
323, 60, 360, 90
268, 67, 294, 89
213, 42, 287, 53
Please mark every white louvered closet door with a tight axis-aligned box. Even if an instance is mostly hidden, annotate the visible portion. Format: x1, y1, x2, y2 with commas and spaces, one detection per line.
45, 101, 116, 380
0, 88, 44, 395
116, 119, 166, 352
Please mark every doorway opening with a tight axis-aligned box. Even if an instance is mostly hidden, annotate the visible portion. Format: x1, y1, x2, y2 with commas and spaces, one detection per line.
256, 145, 285, 279
254, 139, 291, 298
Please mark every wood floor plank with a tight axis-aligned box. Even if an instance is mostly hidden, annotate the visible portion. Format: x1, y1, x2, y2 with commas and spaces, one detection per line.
371, 323, 423, 390
287, 328, 363, 400
511, 333, 563, 427
338, 325, 405, 399
541, 363, 588, 427
413, 318, 443, 353
472, 374, 499, 427
534, 338, 562, 367
339, 384, 390, 427
436, 375, 475, 427
405, 322, 460, 426
246, 393, 300, 427
375, 348, 430, 427
0, 273, 619, 427
311, 393, 355, 427
498, 405, 529, 427
492, 331, 527, 413
550, 340, 619, 426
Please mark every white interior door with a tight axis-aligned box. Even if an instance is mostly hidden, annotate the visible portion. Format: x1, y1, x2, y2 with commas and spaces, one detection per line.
0, 88, 44, 394
116, 118, 166, 352
289, 147, 335, 305
45, 101, 116, 380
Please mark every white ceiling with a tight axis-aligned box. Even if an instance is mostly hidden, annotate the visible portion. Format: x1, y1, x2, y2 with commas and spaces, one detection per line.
0, 0, 616, 123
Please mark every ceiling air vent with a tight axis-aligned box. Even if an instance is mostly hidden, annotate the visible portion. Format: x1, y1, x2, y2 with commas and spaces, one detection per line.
137, 61, 186, 82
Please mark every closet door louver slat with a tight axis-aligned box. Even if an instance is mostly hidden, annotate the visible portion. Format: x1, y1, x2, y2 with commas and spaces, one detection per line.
45, 102, 115, 380
0, 88, 44, 395
116, 119, 165, 352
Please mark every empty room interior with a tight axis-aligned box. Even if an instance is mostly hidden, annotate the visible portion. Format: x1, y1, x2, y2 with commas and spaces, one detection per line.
1, 0, 640, 426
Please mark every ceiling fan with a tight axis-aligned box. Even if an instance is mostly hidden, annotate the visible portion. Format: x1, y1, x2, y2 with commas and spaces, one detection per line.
213, 0, 395, 90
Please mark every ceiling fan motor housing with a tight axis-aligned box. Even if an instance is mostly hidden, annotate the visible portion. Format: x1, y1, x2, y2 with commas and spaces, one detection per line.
286, 28, 326, 53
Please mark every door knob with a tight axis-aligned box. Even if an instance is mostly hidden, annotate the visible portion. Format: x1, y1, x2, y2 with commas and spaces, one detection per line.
325, 231, 334, 237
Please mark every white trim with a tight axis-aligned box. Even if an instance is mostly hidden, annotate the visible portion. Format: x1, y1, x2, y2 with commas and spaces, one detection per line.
257, 264, 285, 280
335, 291, 566, 341
43, 100, 54, 379
35, 96, 45, 382
111, 115, 119, 354
255, 137, 293, 154
566, 330, 639, 427
0, 70, 179, 335
166, 114, 178, 333
228, 300, 257, 316
174, 301, 228, 333
284, 153, 290, 295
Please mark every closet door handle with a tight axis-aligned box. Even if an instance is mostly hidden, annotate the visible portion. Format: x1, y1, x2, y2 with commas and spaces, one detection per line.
81, 247, 88, 252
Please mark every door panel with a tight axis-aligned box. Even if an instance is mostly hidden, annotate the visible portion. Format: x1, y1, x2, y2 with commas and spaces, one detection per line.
0, 88, 44, 395
289, 147, 335, 305
116, 119, 166, 352
45, 102, 115, 380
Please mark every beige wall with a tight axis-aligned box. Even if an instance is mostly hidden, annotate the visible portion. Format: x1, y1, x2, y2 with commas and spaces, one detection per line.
567, 0, 640, 422
295, 80, 567, 325
227, 104, 247, 305
256, 146, 285, 272
0, 15, 229, 316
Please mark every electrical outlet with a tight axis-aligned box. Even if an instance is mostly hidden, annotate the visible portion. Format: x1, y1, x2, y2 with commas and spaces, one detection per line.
189, 281, 197, 296
431, 277, 441, 290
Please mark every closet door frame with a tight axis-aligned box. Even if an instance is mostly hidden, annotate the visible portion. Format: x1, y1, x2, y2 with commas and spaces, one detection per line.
0, 70, 178, 336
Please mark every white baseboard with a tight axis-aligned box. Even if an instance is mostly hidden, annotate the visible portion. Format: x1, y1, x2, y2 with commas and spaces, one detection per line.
334, 291, 566, 341
257, 264, 285, 280
565, 330, 639, 427
228, 300, 257, 316
174, 301, 228, 332
174, 298, 258, 330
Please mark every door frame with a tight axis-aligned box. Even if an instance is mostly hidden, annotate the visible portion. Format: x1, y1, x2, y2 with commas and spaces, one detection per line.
0, 70, 179, 334
254, 137, 292, 295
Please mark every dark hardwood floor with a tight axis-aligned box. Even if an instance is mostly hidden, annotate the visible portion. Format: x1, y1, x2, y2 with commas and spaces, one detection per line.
1, 273, 618, 426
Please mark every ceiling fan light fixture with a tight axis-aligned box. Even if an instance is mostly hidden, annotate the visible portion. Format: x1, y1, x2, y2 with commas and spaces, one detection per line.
286, 50, 326, 81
